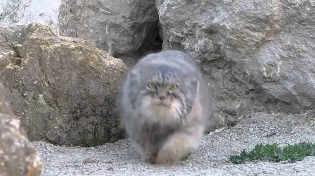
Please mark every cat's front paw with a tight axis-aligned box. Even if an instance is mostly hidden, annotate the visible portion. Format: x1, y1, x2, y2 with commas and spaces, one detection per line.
155, 149, 174, 164
156, 133, 194, 164
144, 152, 158, 164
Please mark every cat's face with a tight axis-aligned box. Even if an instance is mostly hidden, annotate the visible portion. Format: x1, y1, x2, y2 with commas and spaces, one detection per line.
144, 79, 181, 113
129, 67, 197, 124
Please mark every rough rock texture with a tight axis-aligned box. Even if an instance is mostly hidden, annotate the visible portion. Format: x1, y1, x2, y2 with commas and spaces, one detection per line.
0, 83, 43, 176
58, 0, 161, 60
0, 0, 61, 34
33, 111, 315, 176
156, 0, 315, 125
0, 23, 127, 147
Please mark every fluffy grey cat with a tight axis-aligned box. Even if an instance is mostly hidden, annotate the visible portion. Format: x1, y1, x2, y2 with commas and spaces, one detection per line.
118, 50, 217, 164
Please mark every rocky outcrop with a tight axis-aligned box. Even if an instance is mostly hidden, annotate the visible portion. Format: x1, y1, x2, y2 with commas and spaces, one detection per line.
2, 0, 315, 138
0, 0, 61, 34
0, 83, 42, 176
58, 0, 161, 60
156, 0, 315, 124
0, 23, 127, 147
1, 0, 161, 62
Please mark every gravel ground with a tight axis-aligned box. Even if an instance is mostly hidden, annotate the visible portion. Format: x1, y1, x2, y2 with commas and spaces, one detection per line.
33, 111, 315, 176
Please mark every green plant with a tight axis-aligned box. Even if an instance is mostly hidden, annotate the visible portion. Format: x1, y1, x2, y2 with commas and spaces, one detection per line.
230, 142, 315, 164
180, 152, 191, 161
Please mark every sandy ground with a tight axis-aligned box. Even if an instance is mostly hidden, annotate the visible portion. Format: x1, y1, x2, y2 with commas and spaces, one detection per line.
33, 111, 315, 176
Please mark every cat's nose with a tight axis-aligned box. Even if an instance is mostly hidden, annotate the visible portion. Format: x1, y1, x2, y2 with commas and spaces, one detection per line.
159, 95, 166, 100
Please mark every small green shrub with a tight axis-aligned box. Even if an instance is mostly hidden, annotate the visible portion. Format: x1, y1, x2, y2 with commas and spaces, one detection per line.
180, 152, 191, 161
230, 142, 315, 164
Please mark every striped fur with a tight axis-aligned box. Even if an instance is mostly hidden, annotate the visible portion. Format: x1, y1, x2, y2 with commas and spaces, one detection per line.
118, 50, 216, 164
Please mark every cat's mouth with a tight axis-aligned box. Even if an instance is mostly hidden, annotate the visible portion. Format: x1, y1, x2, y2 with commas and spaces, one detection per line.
157, 102, 168, 107
151, 98, 173, 107
154, 100, 172, 107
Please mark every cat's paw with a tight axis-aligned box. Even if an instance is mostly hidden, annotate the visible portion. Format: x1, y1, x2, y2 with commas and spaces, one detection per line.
144, 152, 158, 164
155, 134, 193, 164
155, 149, 174, 164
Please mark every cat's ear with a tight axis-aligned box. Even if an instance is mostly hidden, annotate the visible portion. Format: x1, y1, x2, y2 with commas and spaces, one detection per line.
183, 73, 199, 90
128, 70, 142, 83
184, 77, 199, 98
190, 78, 199, 90
127, 70, 143, 108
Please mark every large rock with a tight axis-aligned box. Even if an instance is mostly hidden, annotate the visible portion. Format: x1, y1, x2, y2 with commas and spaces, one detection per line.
0, 83, 42, 176
0, 0, 61, 34
156, 0, 315, 124
1, 0, 161, 62
58, 0, 160, 59
0, 23, 127, 146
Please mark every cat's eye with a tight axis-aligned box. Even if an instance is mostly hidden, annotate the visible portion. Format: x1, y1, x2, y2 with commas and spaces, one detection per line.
147, 83, 158, 90
169, 84, 179, 90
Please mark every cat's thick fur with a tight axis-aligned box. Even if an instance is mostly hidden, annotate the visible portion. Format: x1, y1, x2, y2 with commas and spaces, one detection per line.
118, 50, 217, 164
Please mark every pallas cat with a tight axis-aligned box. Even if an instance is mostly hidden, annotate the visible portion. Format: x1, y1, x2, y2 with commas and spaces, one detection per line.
118, 50, 217, 164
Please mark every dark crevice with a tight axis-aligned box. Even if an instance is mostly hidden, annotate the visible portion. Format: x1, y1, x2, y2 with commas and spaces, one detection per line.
119, 20, 163, 66
1, 34, 23, 66
139, 20, 163, 55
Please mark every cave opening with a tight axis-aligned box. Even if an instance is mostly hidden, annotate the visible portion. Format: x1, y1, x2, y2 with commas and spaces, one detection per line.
138, 20, 163, 57
119, 21, 163, 66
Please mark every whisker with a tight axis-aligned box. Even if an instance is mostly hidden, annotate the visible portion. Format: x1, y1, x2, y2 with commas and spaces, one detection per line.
171, 103, 187, 121
171, 104, 182, 120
